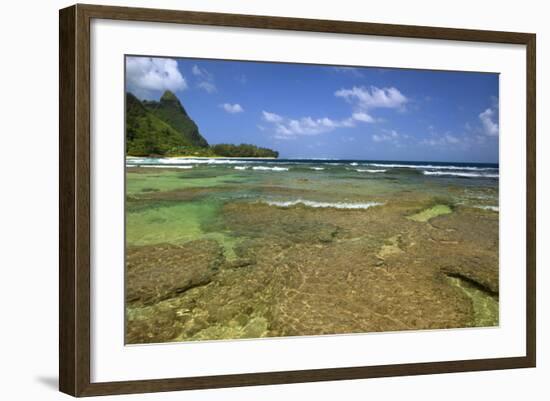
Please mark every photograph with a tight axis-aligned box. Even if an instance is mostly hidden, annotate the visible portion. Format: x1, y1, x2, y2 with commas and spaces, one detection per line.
124, 55, 500, 345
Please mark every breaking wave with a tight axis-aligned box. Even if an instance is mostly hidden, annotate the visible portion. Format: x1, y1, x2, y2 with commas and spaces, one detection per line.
474, 205, 499, 212
356, 169, 387, 173
263, 199, 383, 210
127, 157, 253, 165
423, 171, 498, 178
366, 163, 497, 171
252, 166, 289, 172
129, 164, 194, 169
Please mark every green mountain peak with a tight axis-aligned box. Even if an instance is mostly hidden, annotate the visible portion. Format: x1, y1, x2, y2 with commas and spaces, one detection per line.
126, 91, 208, 156
160, 90, 178, 102
157, 90, 189, 117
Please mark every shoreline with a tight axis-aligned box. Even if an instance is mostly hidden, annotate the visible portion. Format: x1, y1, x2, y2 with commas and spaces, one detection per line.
126, 155, 278, 160
126, 155, 499, 166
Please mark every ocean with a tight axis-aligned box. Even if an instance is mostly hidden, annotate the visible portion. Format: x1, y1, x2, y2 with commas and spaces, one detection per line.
126, 157, 499, 212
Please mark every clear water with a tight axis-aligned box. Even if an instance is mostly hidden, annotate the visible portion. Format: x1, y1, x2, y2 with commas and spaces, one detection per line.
125, 158, 499, 343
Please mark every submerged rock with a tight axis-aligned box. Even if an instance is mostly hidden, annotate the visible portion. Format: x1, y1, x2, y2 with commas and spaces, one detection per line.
126, 239, 224, 306
243, 317, 269, 337
224, 258, 255, 269
407, 204, 452, 222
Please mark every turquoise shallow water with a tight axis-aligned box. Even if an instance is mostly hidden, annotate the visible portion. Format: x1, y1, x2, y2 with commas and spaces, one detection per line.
126, 157, 498, 248
126, 157, 498, 206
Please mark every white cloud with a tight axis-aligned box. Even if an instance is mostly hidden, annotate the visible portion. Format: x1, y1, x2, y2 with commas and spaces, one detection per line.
423, 125, 464, 147
335, 86, 408, 110
421, 132, 462, 147
221, 103, 244, 114
197, 81, 217, 93
261, 85, 407, 140
352, 112, 375, 123
192, 64, 217, 93
479, 107, 499, 136
192, 65, 204, 76
445, 134, 460, 144
263, 112, 355, 139
284, 117, 339, 135
262, 111, 284, 123
372, 130, 400, 143
126, 57, 187, 97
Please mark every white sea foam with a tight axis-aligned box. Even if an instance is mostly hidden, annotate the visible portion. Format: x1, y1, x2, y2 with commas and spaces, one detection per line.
264, 199, 383, 210
252, 166, 289, 172
139, 165, 194, 169
356, 169, 387, 173
310, 167, 325, 171
367, 163, 497, 171
125, 158, 498, 174
127, 157, 254, 165
475, 205, 499, 212
422, 171, 498, 178
234, 166, 249, 170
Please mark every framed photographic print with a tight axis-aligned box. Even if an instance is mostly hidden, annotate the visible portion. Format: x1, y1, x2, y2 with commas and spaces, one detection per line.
59, 4, 536, 397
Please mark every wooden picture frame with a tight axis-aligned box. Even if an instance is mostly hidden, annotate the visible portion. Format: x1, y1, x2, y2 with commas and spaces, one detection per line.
59, 3, 536, 397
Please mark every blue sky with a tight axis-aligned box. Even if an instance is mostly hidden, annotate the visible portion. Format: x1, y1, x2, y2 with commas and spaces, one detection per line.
126, 56, 499, 163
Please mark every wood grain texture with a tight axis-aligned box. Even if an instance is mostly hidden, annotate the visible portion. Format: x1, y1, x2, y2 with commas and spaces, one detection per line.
78, 3, 533, 44
60, 4, 92, 396
59, 5, 76, 396
59, 3, 536, 397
